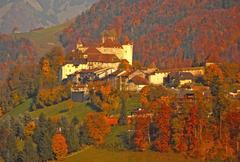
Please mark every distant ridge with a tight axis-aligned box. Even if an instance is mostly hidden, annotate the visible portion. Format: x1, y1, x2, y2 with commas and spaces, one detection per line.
0, 0, 97, 33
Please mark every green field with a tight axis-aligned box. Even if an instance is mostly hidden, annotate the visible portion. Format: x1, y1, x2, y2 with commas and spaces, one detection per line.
3, 99, 33, 118
2, 99, 94, 121
31, 101, 94, 121
125, 93, 141, 114
15, 22, 70, 55
3, 92, 141, 121
60, 147, 202, 162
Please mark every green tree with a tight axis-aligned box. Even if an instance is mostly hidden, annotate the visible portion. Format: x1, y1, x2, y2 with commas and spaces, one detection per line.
119, 97, 128, 125
11, 118, 24, 139
16, 151, 24, 162
66, 125, 80, 153
4, 132, 17, 162
79, 124, 91, 146
37, 130, 53, 161
211, 76, 228, 139
71, 116, 79, 126
58, 116, 69, 134
24, 137, 39, 162
23, 112, 32, 125
33, 113, 54, 161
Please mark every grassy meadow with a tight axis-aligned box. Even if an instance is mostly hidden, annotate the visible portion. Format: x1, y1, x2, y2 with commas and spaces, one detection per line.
15, 22, 70, 55
2, 92, 141, 121
59, 147, 203, 162
2, 99, 93, 122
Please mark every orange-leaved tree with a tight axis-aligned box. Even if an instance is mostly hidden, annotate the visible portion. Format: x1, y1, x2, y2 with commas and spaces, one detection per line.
204, 64, 224, 84
140, 86, 150, 108
153, 97, 171, 152
52, 133, 68, 160
185, 105, 199, 156
85, 112, 111, 144
134, 110, 151, 151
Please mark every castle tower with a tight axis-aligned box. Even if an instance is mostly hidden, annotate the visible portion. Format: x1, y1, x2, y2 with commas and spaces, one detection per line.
122, 43, 133, 65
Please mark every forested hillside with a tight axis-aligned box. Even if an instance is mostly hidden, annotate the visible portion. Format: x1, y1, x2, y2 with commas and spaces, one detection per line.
0, 35, 36, 80
61, 0, 240, 68
0, 35, 35, 63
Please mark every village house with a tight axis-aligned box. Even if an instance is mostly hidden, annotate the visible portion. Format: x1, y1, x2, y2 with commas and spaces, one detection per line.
165, 72, 194, 88
105, 69, 150, 91
59, 60, 88, 81
77, 68, 117, 84
148, 66, 205, 85
229, 90, 240, 99
71, 84, 89, 102
127, 75, 149, 91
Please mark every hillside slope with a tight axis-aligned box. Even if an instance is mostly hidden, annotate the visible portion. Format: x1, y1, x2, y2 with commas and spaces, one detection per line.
61, 0, 240, 68
0, 0, 97, 33
15, 22, 70, 55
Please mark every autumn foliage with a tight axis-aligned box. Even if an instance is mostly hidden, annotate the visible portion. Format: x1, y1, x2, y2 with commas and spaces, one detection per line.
61, 0, 240, 68
134, 110, 151, 151
85, 112, 111, 144
52, 133, 68, 160
24, 121, 36, 136
204, 64, 224, 83
90, 84, 120, 115
153, 98, 171, 152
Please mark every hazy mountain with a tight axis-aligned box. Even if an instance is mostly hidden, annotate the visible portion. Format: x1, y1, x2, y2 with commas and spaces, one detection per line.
0, 0, 97, 33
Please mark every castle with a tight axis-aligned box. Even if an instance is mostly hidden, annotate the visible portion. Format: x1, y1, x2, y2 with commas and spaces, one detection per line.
60, 35, 133, 80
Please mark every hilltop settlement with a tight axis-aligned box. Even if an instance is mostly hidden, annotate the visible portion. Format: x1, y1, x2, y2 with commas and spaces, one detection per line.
59, 34, 220, 103
0, 29, 240, 161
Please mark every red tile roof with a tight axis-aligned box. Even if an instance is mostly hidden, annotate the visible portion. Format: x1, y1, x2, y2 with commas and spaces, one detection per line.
84, 47, 102, 55
100, 39, 123, 48
87, 54, 120, 63
80, 68, 101, 73
130, 76, 149, 85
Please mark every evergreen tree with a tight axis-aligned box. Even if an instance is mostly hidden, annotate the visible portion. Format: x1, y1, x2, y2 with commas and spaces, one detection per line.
37, 130, 53, 161
47, 118, 57, 137
33, 113, 53, 161
71, 116, 79, 126
119, 97, 128, 125
3, 132, 17, 162
58, 116, 69, 134
79, 124, 91, 146
33, 113, 47, 143
24, 137, 39, 162
16, 151, 24, 162
23, 112, 32, 125
38, 113, 48, 128
66, 125, 80, 153
210, 76, 228, 139
13, 119, 24, 139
